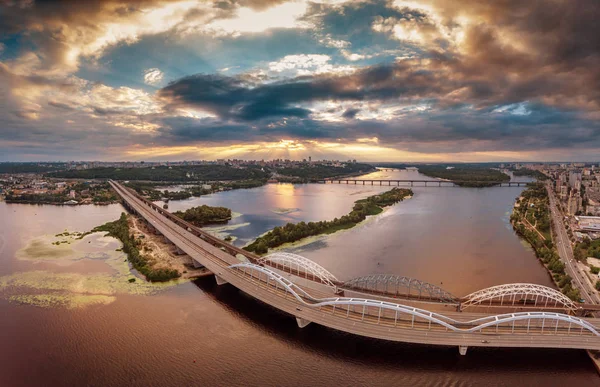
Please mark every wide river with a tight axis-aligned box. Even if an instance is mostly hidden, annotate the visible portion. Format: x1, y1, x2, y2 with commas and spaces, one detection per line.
0, 169, 597, 385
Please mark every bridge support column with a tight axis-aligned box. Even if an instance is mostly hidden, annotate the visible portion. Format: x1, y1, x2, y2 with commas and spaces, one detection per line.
215, 275, 228, 285
458, 345, 468, 356
296, 317, 311, 328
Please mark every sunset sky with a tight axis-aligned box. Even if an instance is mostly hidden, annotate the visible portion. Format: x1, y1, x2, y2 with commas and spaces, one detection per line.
1, 0, 599, 162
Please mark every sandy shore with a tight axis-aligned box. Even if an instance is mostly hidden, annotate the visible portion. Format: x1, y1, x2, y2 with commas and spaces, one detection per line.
129, 215, 212, 279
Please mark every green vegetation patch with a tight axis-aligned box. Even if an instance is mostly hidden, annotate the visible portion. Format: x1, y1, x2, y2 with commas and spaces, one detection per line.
93, 213, 180, 282
574, 239, 600, 261
173, 205, 232, 226
417, 165, 510, 187
244, 187, 412, 255
510, 183, 580, 301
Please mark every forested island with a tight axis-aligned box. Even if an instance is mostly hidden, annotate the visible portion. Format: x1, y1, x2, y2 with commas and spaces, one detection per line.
417, 165, 510, 187
510, 183, 580, 300
509, 169, 548, 180
93, 213, 180, 282
244, 188, 412, 255
173, 205, 232, 227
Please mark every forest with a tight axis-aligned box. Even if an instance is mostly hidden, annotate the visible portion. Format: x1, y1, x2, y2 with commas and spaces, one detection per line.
173, 205, 232, 226
417, 165, 510, 187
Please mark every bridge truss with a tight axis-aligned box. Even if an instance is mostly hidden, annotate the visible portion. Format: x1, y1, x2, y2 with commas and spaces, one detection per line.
462, 283, 578, 311
259, 252, 339, 289
230, 263, 599, 337
343, 274, 457, 303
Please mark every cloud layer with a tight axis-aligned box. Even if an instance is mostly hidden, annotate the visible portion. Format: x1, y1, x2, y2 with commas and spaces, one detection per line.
1, 0, 599, 161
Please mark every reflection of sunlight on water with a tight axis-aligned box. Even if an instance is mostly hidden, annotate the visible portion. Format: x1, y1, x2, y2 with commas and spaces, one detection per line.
271, 183, 298, 211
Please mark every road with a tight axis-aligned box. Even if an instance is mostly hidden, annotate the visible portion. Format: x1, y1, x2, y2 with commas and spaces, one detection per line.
546, 183, 600, 304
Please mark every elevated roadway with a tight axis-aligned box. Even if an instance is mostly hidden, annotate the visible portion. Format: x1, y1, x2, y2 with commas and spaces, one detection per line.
109, 180, 600, 354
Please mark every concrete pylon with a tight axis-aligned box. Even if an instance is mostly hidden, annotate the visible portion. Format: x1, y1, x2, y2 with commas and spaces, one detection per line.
296, 317, 311, 328
215, 275, 228, 285
458, 345, 468, 356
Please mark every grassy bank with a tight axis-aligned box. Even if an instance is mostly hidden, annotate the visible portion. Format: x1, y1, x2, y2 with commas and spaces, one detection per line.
244, 187, 412, 255
93, 213, 180, 282
510, 183, 580, 301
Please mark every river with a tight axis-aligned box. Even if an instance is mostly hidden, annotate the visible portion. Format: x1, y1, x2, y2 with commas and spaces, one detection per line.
0, 169, 597, 386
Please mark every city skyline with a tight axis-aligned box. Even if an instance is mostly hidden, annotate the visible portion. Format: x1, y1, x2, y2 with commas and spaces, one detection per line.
1, 0, 599, 162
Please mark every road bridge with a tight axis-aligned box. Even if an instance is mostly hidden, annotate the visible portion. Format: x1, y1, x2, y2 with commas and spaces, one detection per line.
317, 179, 528, 187
109, 180, 600, 355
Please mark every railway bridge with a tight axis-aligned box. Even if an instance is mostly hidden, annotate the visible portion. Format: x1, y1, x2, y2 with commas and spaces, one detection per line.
109, 180, 600, 355
317, 179, 528, 187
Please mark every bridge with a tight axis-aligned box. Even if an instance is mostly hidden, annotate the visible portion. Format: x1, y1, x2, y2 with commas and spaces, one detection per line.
317, 179, 528, 187
109, 180, 600, 355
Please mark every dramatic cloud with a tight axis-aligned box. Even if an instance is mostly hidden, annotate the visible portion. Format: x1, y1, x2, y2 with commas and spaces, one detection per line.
1, 0, 600, 161
143, 68, 164, 85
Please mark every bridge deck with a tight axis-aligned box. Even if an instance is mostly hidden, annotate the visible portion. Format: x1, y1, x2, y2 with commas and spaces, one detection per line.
110, 181, 600, 351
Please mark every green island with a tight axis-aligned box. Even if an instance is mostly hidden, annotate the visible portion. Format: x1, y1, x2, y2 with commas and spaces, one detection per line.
173, 205, 232, 227
417, 165, 510, 187
244, 187, 412, 255
92, 213, 180, 282
510, 183, 580, 300
509, 169, 548, 180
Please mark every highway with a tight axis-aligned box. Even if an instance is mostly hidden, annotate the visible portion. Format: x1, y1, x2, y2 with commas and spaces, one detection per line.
546, 183, 600, 304
110, 180, 600, 353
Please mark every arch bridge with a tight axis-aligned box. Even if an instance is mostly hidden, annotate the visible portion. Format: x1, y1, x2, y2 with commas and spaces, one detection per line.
109, 180, 600, 355
461, 283, 578, 312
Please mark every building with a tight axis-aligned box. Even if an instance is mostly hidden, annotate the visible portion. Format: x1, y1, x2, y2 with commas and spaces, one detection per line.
569, 170, 582, 189
576, 216, 600, 232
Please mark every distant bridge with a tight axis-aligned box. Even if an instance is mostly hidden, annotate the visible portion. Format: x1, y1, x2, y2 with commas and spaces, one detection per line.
317, 179, 528, 187
109, 180, 600, 355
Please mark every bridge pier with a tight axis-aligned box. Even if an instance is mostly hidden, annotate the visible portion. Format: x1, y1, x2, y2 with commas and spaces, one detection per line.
458, 345, 468, 355
215, 275, 228, 285
296, 317, 312, 328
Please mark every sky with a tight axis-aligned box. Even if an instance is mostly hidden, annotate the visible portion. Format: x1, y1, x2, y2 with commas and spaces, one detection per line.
1, 0, 599, 162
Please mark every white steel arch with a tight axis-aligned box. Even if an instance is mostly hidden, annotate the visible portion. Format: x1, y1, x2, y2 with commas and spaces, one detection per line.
259, 252, 339, 288
230, 263, 599, 336
462, 283, 577, 311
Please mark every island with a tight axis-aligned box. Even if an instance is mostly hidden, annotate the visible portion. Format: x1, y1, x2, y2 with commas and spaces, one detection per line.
416, 165, 510, 187
244, 187, 412, 255
173, 205, 232, 227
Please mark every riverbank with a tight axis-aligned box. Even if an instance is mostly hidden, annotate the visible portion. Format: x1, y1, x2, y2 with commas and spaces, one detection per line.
510, 183, 580, 300
243, 187, 413, 255
92, 213, 212, 282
